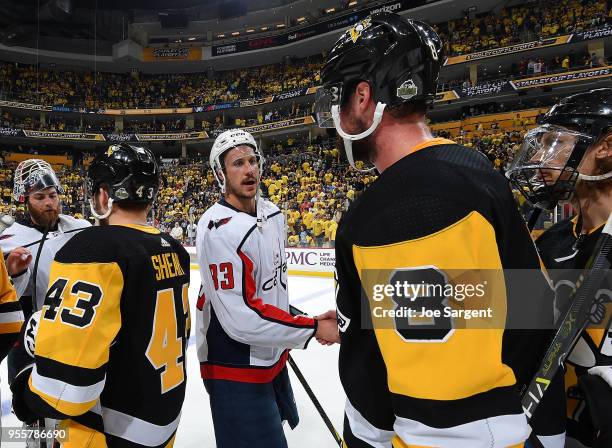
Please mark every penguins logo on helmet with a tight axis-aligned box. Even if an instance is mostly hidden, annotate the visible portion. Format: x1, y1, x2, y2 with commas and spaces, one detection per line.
349, 18, 372, 43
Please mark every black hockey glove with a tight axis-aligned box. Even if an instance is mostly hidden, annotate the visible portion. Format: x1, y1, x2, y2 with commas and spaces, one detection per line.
9, 310, 41, 424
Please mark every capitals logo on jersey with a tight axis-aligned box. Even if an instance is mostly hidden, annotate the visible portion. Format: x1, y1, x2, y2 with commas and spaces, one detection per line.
262, 247, 287, 292
208, 217, 232, 230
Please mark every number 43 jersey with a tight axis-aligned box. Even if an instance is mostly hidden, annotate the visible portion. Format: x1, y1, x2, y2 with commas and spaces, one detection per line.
195, 199, 316, 383
24, 224, 190, 448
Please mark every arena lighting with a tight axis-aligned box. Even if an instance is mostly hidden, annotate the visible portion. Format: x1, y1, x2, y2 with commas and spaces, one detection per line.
277, 23, 285, 28
187, 37, 196, 41
348, 0, 357, 5
261, 26, 268, 31
246, 29, 255, 33
231, 31, 240, 36
325, 7, 335, 13
297, 16, 305, 22
217, 33, 225, 38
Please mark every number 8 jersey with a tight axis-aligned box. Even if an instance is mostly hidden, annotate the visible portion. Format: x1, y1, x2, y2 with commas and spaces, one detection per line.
195, 199, 317, 383
335, 141, 553, 448
23, 224, 190, 447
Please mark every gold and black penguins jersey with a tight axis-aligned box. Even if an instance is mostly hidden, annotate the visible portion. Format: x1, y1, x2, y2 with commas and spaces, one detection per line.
536, 217, 612, 440
335, 139, 553, 448
23, 224, 190, 448
0, 248, 23, 360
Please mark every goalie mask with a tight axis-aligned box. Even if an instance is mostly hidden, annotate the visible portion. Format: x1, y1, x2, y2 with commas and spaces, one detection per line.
87, 143, 160, 220
13, 159, 63, 203
314, 12, 443, 169
507, 88, 612, 210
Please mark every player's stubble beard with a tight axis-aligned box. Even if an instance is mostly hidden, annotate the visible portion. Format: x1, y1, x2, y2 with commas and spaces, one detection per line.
335, 109, 377, 166
225, 173, 258, 202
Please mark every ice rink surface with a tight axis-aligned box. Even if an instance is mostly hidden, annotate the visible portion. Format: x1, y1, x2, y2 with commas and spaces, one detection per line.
1, 270, 345, 447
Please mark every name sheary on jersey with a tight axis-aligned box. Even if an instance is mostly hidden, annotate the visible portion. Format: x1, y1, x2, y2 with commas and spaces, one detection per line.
151, 252, 186, 280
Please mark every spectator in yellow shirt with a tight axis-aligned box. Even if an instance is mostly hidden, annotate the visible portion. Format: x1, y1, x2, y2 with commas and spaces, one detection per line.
312, 218, 325, 247
324, 217, 338, 247
302, 210, 314, 230
287, 233, 299, 247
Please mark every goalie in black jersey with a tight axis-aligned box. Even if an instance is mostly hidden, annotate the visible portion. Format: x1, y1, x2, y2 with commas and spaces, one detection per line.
10, 143, 190, 448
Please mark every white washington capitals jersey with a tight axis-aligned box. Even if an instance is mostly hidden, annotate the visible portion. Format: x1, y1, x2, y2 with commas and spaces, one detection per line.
195, 199, 316, 382
0, 215, 90, 310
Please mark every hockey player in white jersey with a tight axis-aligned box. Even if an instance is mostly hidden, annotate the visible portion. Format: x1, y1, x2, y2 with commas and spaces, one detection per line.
1, 160, 90, 316
196, 129, 339, 448
0, 158, 90, 443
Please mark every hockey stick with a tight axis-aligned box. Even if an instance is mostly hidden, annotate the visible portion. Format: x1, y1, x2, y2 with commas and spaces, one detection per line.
0, 215, 15, 445
527, 208, 542, 232
521, 212, 612, 421
288, 305, 343, 447
287, 355, 343, 447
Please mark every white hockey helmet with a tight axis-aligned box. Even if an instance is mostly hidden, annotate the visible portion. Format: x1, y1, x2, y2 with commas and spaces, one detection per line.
209, 129, 264, 193
13, 159, 63, 203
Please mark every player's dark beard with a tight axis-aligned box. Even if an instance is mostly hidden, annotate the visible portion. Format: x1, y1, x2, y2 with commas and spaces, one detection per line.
28, 203, 59, 230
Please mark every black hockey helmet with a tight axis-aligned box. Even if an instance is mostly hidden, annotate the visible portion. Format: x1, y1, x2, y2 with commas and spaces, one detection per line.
507, 88, 612, 210
314, 12, 443, 128
87, 143, 160, 205
540, 88, 612, 139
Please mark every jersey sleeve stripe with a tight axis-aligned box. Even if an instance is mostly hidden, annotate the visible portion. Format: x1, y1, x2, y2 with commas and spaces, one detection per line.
393, 413, 529, 447
344, 398, 394, 448
0, 297, 24, 335
28, 374, 100, 416
0, 321, 23, 334
0, 309, 24, 324
101, 405, 182, 446
390, 385, 523, 428
35, 355, 107, 387
31, 365, 106, 404
238, 250, 316, 329
0, 300, 23, 312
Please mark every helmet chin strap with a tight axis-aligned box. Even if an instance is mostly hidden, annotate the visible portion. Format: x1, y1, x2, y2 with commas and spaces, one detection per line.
578, 171, 612, 181
331, 102, 386, 171
89, 198, 113, 221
